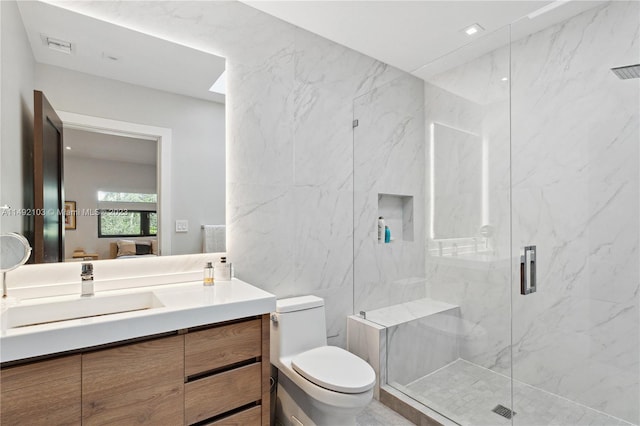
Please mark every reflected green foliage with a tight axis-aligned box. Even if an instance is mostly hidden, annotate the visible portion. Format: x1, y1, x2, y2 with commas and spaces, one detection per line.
98, 191, 157, 203
100, 212, 141, 235
99, 211, 157, 237
149, 213, 158, 235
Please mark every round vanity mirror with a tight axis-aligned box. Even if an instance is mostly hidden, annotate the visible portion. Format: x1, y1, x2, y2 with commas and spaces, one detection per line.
1, 233, 31, 272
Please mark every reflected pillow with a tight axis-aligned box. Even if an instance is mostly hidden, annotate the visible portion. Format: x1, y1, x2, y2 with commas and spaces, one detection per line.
116, 240, 136, 257
136, 241, 152, 255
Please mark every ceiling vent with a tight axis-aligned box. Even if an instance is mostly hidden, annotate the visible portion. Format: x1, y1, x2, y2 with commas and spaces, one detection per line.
40, 34, 73, 54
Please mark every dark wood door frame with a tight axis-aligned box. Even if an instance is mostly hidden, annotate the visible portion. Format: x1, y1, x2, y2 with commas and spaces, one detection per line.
33, 90, 64, 263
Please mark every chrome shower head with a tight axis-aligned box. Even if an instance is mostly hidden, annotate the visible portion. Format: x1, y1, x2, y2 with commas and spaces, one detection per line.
611, 64, 640, 79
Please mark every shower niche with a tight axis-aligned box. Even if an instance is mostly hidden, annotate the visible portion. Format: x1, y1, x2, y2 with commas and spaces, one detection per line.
377, 193, 414, 243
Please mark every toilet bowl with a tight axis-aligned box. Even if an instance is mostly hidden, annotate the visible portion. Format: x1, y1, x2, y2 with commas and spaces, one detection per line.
270, 296, 375, 426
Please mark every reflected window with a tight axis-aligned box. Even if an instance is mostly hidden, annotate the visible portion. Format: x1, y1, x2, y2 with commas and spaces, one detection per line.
97, 191, 157, 237
98, 210, 157, 237
98, 191, 157, 203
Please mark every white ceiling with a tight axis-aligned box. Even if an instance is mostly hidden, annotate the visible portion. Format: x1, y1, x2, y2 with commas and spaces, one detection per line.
17, 1, 226, 103
64, 128, 157, 166
242, 0, 552, 73
19, 0, 605, 107
242, 1, 603, 77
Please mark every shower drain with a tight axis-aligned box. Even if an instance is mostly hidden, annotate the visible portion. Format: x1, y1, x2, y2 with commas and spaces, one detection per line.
492, 404, 516, 419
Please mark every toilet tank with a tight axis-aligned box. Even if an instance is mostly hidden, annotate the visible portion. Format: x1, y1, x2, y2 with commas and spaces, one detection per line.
270, 296, 327, 363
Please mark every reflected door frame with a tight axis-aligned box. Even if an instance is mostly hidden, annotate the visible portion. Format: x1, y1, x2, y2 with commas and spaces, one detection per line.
57, 111, 172, 256
33, 91, 64, 263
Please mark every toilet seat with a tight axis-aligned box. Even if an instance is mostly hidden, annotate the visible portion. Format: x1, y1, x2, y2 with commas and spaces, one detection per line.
291, 346, 375, 394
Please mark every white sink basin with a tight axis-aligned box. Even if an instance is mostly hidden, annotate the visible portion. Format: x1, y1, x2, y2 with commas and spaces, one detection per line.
3, 292, 164, 329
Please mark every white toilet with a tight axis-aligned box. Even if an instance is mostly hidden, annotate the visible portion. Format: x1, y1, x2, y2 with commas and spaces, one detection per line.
270, 295, 375, 426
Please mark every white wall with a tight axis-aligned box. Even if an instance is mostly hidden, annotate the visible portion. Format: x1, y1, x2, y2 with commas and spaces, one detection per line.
64, 155, 157, 260
0, 0, 35, 236
34, 63, 225, 256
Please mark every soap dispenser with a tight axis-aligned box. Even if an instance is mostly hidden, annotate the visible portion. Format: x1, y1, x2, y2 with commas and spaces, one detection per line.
214, 257, 233, 281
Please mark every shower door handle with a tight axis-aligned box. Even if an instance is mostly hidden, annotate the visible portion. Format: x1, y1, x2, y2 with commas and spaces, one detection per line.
520, 245, 537, 295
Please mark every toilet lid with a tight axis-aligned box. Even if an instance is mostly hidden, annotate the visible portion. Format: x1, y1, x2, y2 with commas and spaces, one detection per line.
291, 346, 376, 394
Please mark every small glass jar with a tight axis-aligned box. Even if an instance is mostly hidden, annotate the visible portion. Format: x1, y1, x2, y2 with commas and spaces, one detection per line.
203, 261, 214, 286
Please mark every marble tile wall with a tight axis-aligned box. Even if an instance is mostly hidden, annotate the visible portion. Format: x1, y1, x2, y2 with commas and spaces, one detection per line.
509, 2, 639, 422
290, 29, 407, 346
347, 315, 387, 399
426, 258, 512, 375
386, 308, 460, 387
348, 297, 461, 400
353, 74, 427, 314
432, 123, 483, 240
423, 2, 639, 423
51, 1, 412, 347
423, 46, 512, 377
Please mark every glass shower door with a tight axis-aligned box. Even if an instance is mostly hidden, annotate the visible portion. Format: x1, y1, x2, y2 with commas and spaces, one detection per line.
351, 25, 515, 424
510, 2, 640, 425
412, 26, 514, 425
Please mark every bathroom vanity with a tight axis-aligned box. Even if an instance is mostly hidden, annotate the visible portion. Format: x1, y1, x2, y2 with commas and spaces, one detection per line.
0, 279, 275, 425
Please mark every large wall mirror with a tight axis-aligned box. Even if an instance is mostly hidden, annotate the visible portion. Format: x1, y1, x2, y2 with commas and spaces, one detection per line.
1, 1, 226, 263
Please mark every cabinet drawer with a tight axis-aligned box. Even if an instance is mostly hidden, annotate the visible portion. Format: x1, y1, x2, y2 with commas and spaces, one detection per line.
205, 406, 261, 426
185, 363, 262, 425
185, 319, 261, 376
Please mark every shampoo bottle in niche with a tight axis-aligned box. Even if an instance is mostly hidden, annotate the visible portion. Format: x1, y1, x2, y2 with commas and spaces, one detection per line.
214, 257, 233, 281
203, 261, 214, 286
377, 216, 385, 242
384, 226, 391, 243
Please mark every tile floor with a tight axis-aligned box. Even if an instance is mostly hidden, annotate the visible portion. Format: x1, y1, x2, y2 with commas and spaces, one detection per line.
357, 399, 415, 426
394, 359, 632, 426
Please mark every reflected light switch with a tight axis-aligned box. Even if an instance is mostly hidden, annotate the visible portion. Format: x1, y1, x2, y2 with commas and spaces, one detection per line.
175, 220, 189, 233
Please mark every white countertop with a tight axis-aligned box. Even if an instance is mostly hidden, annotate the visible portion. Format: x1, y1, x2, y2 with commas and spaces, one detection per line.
1, 279, 276, 363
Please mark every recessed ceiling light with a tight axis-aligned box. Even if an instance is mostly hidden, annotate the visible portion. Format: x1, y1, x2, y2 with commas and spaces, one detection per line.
209, 70, 226, 95
501, 77, 509, 81
65, 146, 72, 150
462, 23, 484, 36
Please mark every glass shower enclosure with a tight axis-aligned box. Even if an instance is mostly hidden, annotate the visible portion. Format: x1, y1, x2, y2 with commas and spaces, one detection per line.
351, 2, 639, 425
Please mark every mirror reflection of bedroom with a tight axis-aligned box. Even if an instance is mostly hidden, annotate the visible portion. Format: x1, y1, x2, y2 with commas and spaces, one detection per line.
64, 129, 159, 261
10, 1, 226, 263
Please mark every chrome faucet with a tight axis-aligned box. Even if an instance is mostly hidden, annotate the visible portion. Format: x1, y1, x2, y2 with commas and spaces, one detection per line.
81, 263, 94, 297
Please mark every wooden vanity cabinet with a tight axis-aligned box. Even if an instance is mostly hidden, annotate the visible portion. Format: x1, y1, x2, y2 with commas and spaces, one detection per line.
82, 335, 184, 425
0, 314, 270, 425
184, 317, 269, 426
0, 354, 81, 426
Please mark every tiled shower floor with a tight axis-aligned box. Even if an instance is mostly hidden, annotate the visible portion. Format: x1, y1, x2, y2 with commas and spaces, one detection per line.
393, 359, 632, 426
